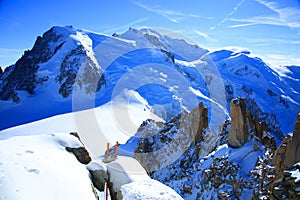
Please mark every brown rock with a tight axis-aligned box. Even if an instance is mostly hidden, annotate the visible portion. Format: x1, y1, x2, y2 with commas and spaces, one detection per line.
65, 132, 92, 164
256, 121, 268, 140
246, 110, 255, 131
284, 110, 300, 169
273, 110, 300, 170
66, 146, 92, 164
228, 98, 248, 148
190, 102, 208, 145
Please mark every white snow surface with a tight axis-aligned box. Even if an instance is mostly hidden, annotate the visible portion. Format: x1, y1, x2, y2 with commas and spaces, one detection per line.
106, 156, 150, 192
120, 179, 183, 200
0, 134, 96, 200
0, 90, 163, 157
104, 156, 183, 199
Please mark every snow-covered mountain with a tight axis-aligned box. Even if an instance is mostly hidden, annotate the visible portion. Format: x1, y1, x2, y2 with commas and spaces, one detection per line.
0, 25, 300, 199
0, 26, 299, 136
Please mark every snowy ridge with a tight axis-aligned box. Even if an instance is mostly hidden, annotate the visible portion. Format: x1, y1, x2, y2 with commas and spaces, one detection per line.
0, 25, 300, 199
0, 25, 299, 137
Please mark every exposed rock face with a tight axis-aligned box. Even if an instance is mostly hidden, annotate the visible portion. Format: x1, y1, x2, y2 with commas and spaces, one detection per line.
0, 27, 61, 101
0, 26, 106, 102
265, 111, 300, 199
244, 98, 284, 140
56, 45, 104, 98
190, 102, 208, 145
89, 169, 108, 191
284, 111, 300, 168
133, 102, 208, 172
65, 132, 92, 164
228, 98, 248, 147
273, 110, 300, 170
66, 146, 92, 164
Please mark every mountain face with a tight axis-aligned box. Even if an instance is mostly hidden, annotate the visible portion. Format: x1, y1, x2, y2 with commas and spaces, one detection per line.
0, 26, 300, 199
128, 100, 299, 199
0, 26, 299, 136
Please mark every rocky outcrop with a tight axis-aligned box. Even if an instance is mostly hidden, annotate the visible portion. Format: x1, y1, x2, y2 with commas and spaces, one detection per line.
190, 102, 208, 145
284, 111, 300, 168
273, 110, 300, 170
65, 132, 92, 164
228, 98, 248, 147
228, 98, 276, 150
133, 102, 208, 172
87, 160, 108, 192
56, 45, 104, 98
66, 146, 92, 164
265, 111, 300, 199
267, 164, 300, 200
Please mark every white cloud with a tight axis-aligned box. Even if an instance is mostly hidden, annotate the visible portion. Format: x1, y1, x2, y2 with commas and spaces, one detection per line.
0, 48, 24, 67
228, 22, 259, 28
133, 2, 200, 23
134, 2, 184, 23
194, 30, 209, 39
210, 0, 246, 30
262, 53, 300, 67
247, 38, 300, 45
102, 17, 149, 34
0, 48, 24, 58
229, 0, 300, 30
193, 30, 218, 42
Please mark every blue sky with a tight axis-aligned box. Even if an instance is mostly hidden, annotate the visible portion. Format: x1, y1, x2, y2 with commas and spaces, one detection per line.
0, 0, 300, 68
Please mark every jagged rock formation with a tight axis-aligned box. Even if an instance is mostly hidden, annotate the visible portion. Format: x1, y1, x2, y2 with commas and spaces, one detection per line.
273, 110, 300, 170
133, 102, 208, 172
0, 27, 62, 102
228, 98, 276, 150
56, 44, 104, 98
228, 98, 248, 147
190, 102, 208, 145
263, 111, 300, 199
128, 97, 297, 199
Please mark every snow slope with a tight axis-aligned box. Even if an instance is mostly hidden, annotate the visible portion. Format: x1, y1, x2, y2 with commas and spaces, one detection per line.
0, 134, 96, 200
87, 156, 183, 200
0, 90, 162, 157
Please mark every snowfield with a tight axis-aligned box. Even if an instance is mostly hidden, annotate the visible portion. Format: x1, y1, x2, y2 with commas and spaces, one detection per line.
0, 91, 163, 157
0, 134, 96, 200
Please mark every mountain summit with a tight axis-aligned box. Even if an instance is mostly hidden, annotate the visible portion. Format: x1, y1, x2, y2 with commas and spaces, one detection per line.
0, 25, 300, 199
0, 25, 299, 137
